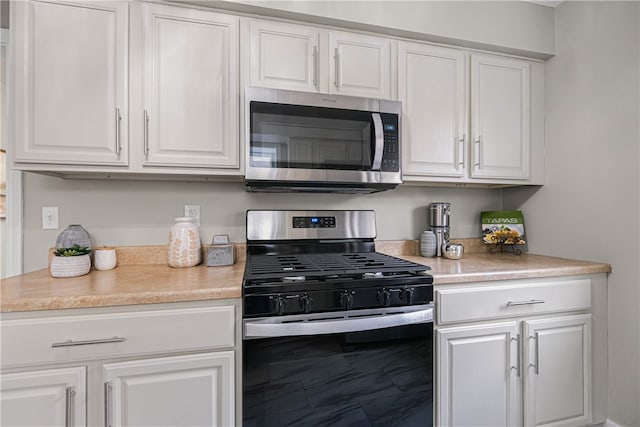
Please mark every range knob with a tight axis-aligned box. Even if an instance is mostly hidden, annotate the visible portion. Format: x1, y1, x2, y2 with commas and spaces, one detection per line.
272, 295, 287, 315
340, 290, 355, 310
377, 289, 391, 307
402, 287, 415, 305
299, 294, 313, 314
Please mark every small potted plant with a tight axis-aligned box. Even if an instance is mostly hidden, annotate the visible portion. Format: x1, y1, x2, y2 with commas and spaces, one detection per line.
50, 245, 92, 278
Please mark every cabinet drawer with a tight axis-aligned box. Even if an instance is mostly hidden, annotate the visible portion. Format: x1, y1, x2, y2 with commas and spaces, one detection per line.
1, 306, 234, 368
436, 279, 591, 325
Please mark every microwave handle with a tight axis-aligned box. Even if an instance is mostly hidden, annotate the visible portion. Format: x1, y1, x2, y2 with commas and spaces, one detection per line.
371, 113, 384, 171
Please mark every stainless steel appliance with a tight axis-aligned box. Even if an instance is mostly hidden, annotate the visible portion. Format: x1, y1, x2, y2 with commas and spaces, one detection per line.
242, 210, 434, 426
244, 88, 402, 193
428, 202, 451, 257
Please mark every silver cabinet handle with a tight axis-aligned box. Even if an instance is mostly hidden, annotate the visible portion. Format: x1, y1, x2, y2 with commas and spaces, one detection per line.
52, 336, 125, 348
458, 134, 465, 167
529, 332, 540, 374
65, 386, 75, 427
506, 299, 546, 307
115, 107, 122, 155
371, 113, 384, 170
143, 109, 150, 157
510, 333, 520, 377
104, 382, 112, 427
312, 46, 318, 88
474, 136, 481, 166
334, 47, 340, 88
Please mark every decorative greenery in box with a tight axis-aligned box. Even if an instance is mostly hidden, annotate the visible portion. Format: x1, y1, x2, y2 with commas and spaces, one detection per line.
54, 245, 91, 257
50, 245, 92, 278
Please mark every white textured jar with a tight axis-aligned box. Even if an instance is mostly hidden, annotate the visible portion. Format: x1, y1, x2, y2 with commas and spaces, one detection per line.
168, 217, 202, 268
94, 247, 117, 270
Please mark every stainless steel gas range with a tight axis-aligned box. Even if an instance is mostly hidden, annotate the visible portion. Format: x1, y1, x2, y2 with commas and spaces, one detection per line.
242, 210, 434, 427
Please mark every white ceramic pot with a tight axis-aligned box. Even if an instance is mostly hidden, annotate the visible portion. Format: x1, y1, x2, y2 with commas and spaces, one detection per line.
94, 247, 117, 270
168, 217, 202, 268
50, 254, 91, 278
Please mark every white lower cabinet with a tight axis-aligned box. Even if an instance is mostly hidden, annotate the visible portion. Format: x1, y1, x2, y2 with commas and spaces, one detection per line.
104, 352, 234, 427
0, 301, 239, 427
435, 278, 594, 427
0, 366, 86, 427
437, 321, 521, 427
523, 316, 591, 427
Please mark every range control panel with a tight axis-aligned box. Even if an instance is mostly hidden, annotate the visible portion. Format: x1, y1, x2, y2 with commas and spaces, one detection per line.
292, 216, 337, 229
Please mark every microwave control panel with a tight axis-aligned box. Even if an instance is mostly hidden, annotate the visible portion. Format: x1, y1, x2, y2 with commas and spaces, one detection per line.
381, 113, 399, 172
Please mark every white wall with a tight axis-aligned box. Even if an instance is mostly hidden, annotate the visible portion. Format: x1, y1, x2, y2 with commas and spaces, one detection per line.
204, 0, 555, 59
22, 174, 502, 272
503, 2, 640, 425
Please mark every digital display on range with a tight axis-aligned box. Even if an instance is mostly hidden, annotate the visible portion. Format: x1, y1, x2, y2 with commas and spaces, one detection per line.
293, 216, 336, 228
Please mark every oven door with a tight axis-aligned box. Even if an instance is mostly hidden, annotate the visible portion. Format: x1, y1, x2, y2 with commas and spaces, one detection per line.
242, 304, 434, 427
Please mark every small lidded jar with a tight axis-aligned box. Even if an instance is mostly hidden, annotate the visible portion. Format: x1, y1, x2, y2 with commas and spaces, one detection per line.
168, 217, 202, 268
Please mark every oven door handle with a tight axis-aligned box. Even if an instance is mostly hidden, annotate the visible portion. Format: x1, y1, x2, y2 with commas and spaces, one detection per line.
371, 113, 384, 171
244, 305, 433, 338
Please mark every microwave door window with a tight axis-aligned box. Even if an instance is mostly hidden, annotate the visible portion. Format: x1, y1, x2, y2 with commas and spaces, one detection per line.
250, 104, 373, 170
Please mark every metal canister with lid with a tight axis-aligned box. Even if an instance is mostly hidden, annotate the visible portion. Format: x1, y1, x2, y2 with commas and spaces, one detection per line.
428, 202, 451, 227
428, 202, 451, 257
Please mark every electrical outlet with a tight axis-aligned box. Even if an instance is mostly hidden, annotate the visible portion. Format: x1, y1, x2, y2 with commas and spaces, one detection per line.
42, 207, 59, 230
184, 205, 201, 226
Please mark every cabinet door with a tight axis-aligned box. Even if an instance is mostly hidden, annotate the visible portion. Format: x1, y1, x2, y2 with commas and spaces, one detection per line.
141, 4, 239, 168
103, 351, 234, 427
471, 54, 530, 180
398, 42, 467, 178
437, 321, 521, 427
1, 366, 86, 427
12, 0, 128, 166
523, 314, 591, 427
329, 31, 392, 99
249, 20, 320, 92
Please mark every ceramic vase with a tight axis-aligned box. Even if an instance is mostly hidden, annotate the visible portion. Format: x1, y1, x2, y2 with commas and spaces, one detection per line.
420, 230, 437, 257
168, 217, 202, 268
94, 247, 117, 270
56, 225, 92, 250
50, 254, 91, 278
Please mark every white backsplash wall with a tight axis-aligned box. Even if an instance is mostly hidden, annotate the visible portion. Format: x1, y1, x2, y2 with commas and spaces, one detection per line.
23, 173, 502, 272
503, 2, 640, 425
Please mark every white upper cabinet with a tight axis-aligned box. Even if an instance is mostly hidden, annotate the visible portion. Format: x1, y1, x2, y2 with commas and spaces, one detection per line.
399, 42, 467, 178
12, 0, 128, 166
248, 20, 320, 92
329, 31, 392, 99
471, 54, 530, 180
137, 3, 239, 169
399, 42, 541, 185
10, 2, 542, 183
247, 21, 393, 99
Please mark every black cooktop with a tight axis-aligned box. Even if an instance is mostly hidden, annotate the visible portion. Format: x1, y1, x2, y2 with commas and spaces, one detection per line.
244, 252, 430, 281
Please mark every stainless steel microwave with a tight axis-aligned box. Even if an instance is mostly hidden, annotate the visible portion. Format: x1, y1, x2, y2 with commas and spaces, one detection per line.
244, 87, 402, 193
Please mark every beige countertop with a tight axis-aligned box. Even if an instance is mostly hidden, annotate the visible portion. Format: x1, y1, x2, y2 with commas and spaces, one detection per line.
0, 241, 611, 313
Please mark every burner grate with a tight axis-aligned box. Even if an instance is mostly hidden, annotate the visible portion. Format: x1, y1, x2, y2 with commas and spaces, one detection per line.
245, 252, 429, 280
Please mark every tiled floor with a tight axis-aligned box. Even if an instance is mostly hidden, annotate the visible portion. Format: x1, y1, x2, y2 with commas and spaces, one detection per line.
244, 325, 433, 426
